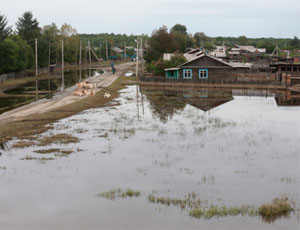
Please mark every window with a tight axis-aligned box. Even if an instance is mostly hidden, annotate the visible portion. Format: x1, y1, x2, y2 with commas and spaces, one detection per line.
183, 69, 192, 79
199, 69, 208, 79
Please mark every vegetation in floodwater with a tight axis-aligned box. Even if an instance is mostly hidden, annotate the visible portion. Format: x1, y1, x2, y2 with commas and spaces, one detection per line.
0, 166, 6, 170
34, 148, 61, 154
258, 197, 294, 222
148, 193, 293, 222
98, 188, 141, 200
12, 141, 35, 148
20, 156, 55, 161
38, 133, 79, 146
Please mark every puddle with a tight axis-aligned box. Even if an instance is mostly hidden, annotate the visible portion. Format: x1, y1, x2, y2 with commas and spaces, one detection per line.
0, 85, 299, 230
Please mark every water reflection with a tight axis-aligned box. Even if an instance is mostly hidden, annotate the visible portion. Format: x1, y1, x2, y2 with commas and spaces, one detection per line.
0, 68, 103, 115
141, 86, 300, 122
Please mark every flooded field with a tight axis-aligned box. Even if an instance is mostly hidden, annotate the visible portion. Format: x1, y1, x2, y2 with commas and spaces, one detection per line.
0, 68, 103, 115
0, 85, 299, 230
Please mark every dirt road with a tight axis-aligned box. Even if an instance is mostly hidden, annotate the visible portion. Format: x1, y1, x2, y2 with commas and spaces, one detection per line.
0, 62, 134, 125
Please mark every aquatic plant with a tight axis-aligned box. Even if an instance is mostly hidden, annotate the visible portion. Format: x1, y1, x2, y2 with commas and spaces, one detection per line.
98, 188, 141, 200
38, 133, 79, 146
258, 197, 294, 222
12, 141, 35, 148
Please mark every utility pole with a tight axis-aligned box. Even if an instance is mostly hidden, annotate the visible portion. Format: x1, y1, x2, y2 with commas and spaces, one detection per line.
48, 41, 51, 74
79, 40, 82, 66
61, 39, 65, 90
88, 41, 91, 65
124, 42, 126, 61
35, 38, 38, 76
140, 37, 143, 76
99, 42, 102, 60
106, 41, 108, 61
135, 38, 139, 77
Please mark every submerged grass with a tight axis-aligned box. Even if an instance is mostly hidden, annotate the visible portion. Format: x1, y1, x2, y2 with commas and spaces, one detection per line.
98, 188, 141, 200
12, 141, 36, 148
38, 133, 79, 146
258, 197, 294, 222
148, 193, 293, 222
33, 148, 74, 155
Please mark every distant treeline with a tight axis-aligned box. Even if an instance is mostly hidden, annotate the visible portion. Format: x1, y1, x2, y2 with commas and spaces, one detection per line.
1, 14, 299, 75
144, 24, 300, 63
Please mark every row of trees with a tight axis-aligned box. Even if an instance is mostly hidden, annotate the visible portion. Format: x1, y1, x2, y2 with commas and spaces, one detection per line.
0, 12, 80, 74
145, 24, 300, 63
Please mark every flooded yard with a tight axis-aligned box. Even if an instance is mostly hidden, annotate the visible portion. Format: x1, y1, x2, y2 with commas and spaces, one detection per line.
0, 68, 103, 115
0, 85, 299, 229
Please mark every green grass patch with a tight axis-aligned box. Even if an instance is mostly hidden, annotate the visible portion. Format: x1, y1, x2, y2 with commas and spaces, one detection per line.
98, 188, 141, 200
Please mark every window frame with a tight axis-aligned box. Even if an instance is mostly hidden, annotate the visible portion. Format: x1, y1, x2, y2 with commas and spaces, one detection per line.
183, 69, 193, 79
199, 69, 208, 79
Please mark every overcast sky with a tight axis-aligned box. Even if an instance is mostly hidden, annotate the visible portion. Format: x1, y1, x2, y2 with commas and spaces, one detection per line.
1, 0, 299, 38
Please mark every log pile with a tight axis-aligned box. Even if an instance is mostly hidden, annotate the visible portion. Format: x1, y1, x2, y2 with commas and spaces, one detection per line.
73, 81, 95, 97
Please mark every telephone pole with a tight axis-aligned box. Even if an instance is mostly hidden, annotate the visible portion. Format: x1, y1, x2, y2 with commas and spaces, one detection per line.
140, 37, 143, 76
61, 39, 65, 90
79, 40, 82, 66
99, 42, 102, 60
48, 41, 51, 74
106, 41, 108, 61
135, 38, 139, 77
88, 41, 91, 65
124, 42, 126, 61
35, 38, 38, 76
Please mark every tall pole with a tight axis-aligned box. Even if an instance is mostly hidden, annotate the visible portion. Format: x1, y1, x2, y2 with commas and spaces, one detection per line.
61, 39, 65, 90
48, 41, 51, 74
124, 42, 126, 61
106, 41, 108, 61
99, 42, 102, 61
61, 40, 64, 70
79, 40, 82, 66
35, 38, 38, 76
140, 37, 143, 76
88, 41, 91, 65
136, 38, 139, 77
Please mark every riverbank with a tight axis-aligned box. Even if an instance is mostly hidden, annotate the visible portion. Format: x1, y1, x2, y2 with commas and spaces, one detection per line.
0, 62, 138, 143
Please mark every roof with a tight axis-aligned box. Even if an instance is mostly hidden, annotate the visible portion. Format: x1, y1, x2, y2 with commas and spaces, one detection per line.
180, 53, 233, 67
165, 67, 180, 71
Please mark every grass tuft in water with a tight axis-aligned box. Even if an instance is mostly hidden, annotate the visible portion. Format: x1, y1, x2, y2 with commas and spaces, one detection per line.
258, 197, 293, 222
38, 133, 79, 146
98, 188, 141, 200
12, 141, 36, 148
34, 148, 61, 154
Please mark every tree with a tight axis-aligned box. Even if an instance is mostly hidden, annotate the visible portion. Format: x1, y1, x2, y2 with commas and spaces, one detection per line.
194, 32, 207, 47
145, 26, 175, 62
172, 31, 187, 52
16, 11, 41, 47
0, 14, 12, 40
10, 35, 34, 71
60, 23, 77, 37
290, 36, 300, 49
0, 38, 19, 74
238, 36, 248, 45
171, 24, 187, 35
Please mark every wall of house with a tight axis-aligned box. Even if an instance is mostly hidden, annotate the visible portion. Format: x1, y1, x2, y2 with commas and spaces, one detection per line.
179, 67, 236, 81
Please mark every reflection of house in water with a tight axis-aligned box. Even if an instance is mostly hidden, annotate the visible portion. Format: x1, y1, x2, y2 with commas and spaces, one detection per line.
179, 89, 233, 112
141, 86, 300, 122
141, 86, 233, 122
275, 89, 300, 106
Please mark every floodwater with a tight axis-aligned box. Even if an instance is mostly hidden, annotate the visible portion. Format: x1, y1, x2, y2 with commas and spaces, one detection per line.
0, 68, 103, 115
0, 85, 299, 230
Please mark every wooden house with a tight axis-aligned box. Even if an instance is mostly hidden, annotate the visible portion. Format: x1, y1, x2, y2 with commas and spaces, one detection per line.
165, 54, 250, 81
